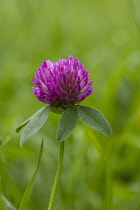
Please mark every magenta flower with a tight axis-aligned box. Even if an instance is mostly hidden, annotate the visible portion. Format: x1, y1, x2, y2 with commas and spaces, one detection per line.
32, 55, 94, 109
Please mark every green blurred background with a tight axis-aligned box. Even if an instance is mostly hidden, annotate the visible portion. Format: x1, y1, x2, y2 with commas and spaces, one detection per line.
0, 0, 140, 209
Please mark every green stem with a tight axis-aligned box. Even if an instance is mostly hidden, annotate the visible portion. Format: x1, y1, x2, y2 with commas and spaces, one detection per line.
48, 141, 65, 210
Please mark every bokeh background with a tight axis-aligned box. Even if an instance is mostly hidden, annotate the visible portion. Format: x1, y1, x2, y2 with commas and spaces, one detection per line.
0, 0, 140, 209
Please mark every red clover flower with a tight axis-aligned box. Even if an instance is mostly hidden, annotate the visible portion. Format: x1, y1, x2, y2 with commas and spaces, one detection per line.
17, 55, 111, 146
32, 55, 94, 109
17, 55, 111, 210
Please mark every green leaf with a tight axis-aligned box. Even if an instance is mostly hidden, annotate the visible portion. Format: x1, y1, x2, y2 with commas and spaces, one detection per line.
57, 106, 78, 141
20, 105, 50, 146
16, 106, 48, 133
50, 105, 62, 114
79, 106, 112, 136
19, 140, 43, 210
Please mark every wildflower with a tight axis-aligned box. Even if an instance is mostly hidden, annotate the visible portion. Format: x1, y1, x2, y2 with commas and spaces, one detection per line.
17, 55, 111, 210
32, 55, 93, 109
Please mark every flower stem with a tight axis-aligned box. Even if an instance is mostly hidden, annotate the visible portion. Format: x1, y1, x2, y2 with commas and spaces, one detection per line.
48, 141, 65, 210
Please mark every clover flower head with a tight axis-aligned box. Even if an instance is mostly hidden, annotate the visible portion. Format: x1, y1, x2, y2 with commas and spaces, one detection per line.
32, 55, 94, 109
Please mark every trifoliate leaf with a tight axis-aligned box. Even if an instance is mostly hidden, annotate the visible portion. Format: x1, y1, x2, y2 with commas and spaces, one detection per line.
20, 105, 50, 146
79, 106, 112, 136
16, 106, 48, 133
57, 107, 78, 141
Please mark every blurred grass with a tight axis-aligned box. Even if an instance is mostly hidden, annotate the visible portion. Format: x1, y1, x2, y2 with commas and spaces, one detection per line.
0, 0, 140, 209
